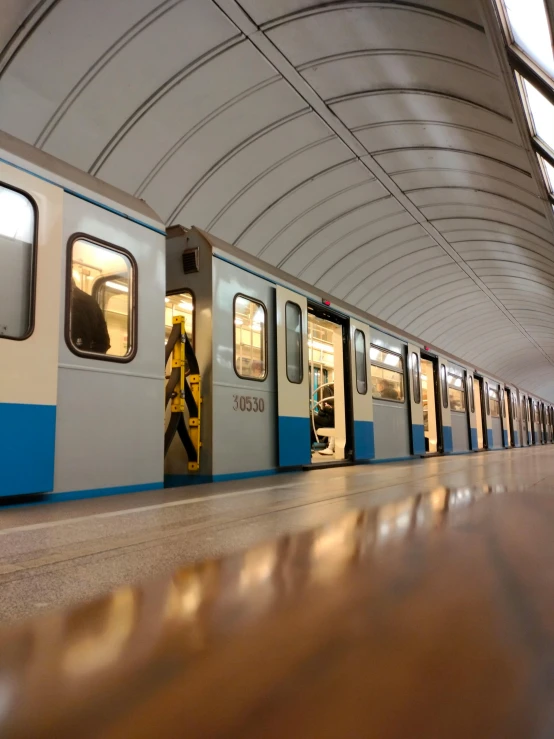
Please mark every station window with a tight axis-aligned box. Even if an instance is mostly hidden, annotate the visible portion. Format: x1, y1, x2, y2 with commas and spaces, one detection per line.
411, 352, 421, 404
67, 236, 135, 360
285, 301, 303, 384
234, 294, 267, 381
448, 373, 466, 412
489, 387, 500, 418
0, 184, 36, 340
165, 291, 194, 345
354, 330, 368, 395
370, 346, 404, 401
440, 364, 448, 408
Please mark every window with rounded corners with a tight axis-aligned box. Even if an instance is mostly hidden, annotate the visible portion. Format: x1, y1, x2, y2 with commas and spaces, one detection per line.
66, 234, 137, 362
0, 183, 37, 340
440, 364, 448, 408
233, 294, 267, 381
411, 352, 420, 404
285, 301, 303, 384
355, 330, 368, 395
485, 382, 490, 415
370, 345, 404, 402
489, 386, 500, 418
448, 373, 466, 412
468, 375, 475, 414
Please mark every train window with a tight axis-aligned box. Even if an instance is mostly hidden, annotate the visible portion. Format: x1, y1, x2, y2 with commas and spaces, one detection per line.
440, 364, 448, 408
370, 346, 404, 402
448, 373, 466, 412
468, 375, 475, 413
0, 184, 36, 340
285, 301, 303, 384
354, 330, 367, 395
67, 236, 136, 361
165, 291, 194, 346
485, 382, 490, 415
512, 395, 518, 421
489, 387, 500, 418
234, 294, 267, 381
411, 352, 421, 404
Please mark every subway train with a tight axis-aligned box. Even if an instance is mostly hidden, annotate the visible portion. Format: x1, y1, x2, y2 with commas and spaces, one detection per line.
1, 130, 553, 501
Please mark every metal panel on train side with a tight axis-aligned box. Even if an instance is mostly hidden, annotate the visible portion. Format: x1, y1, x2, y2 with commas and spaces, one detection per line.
276, 285, 310, 467
506, 386, 519, 447
467, 371, 478, 450
371, 329, 411, 461
407, 344, 425, 456
438, 357, 453, 453
211, 260, 277, 477
54, 194, 165, 495
350, 319, 374, 460
0, 162, 63, 496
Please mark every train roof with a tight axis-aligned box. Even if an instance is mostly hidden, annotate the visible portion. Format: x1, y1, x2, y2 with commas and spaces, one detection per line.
0, 130, 164, 231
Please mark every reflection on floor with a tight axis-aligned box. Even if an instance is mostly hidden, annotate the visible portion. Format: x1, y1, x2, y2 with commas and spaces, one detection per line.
0, 446, 553, 621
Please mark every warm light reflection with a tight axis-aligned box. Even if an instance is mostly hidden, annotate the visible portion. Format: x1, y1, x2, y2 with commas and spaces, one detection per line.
62, 589, 136, 676
503, 0, 554, 78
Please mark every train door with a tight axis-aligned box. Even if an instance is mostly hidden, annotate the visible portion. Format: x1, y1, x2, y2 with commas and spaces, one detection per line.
506, 388, 517, 446
530, 398, 537, 444
473, 377, 485, 449
541, 403, 548, 444
467, 372, 478, 450
350, 320, 373, 460
0, 164, 63, 496
520, 394, 528, 445
489, 383, 502, 448
438, 360, 453, 452
420, 354, 442, 454
275, 286, 310, 467
501, 387, 511, 447
307, 303, 351, 464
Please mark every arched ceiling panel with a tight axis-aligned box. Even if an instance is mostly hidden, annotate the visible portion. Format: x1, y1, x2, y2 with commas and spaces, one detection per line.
2, 0, 554, 397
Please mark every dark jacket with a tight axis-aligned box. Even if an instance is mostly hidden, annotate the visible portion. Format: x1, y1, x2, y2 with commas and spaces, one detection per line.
71, 285, 111, 354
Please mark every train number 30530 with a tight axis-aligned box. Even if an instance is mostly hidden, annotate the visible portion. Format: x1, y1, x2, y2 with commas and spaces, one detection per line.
233, 395, 265, 412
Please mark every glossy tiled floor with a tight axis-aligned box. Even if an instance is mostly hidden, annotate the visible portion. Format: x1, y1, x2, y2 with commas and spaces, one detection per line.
0, 446, 552, 621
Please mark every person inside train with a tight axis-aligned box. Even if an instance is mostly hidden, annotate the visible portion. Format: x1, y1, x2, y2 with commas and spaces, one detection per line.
376, 378, 400, 400
312, 383, 335, 455
70, 279, 111, 354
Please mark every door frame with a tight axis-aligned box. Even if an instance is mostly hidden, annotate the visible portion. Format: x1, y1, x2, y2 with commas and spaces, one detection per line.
420, 352, 444, 455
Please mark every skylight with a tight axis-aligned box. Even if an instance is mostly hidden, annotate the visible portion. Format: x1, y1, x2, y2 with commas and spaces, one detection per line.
521, 77, 554, 151
539, 156, 554, 193
503, 0, 554, 79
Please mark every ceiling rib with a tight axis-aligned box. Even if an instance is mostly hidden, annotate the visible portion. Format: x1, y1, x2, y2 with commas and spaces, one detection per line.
211, 0, 554, 366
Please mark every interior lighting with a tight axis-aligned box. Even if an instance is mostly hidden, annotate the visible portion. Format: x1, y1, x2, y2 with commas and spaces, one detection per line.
105, 281, 128, 293
165, 297, 170, 303
253, 307, 265, 323
521, 77, 554, 149
453, 377, 463, 388
503, 0, 554, 78
234, 318, 243, 326
178, 301, 193, 311
384, 353, 400, 367
308, 339, 334, 353
369, 347, 379, 360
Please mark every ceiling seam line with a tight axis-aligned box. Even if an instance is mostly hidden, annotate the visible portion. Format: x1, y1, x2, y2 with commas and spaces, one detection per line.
211, 0, 554, 366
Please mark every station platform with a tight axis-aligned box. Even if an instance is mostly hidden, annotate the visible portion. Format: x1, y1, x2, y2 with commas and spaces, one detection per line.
0, 447, 553, 621
1, 447, 554, 736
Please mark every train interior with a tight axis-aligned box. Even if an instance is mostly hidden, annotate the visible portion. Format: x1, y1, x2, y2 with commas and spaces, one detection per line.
308, 306, 348, 464
474, 377, 485, 450
421, 355, 440, 455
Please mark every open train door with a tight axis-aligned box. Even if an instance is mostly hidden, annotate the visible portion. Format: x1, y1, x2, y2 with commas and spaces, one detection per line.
275, 286, 310, 467
350, 319, 374, 460
0, 162, 63, 496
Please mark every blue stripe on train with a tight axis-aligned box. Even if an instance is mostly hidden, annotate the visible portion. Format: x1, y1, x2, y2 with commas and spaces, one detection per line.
278, 415, 311, 467
443, 425, 453, 453
412, 423, 426, 455
487, 429, 494, 449
470, 427, 478, 449
0, 403, 56, 497
354, 420, 374, 460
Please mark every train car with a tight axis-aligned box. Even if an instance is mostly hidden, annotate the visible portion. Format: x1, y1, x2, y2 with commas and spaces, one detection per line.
0, 131, 166, 500
2, 131, 553, 501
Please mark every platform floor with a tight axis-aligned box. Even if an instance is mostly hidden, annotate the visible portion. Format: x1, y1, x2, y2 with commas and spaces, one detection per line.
0, 446, 552, 621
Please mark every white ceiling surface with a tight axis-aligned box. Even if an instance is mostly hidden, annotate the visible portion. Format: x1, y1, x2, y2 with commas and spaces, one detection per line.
2, 0, 554, 396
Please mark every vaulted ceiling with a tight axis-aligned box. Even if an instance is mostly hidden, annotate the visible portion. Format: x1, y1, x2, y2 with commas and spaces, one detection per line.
2, 0, 554, 397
